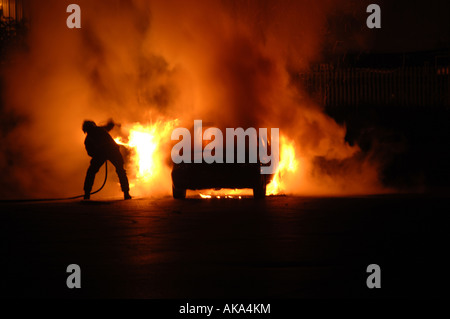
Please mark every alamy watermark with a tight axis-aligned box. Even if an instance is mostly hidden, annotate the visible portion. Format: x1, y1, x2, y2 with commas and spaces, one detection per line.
171, 120, 279, 174
66, 264, 81, 289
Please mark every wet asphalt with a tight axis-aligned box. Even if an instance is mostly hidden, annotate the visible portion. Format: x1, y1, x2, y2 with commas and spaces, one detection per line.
1, 194, 449, 298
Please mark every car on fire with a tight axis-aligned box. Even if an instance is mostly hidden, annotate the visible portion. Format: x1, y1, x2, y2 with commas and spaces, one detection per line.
171, 122, 275, 199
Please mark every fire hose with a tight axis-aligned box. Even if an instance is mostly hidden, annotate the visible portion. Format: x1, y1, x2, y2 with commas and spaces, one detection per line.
0, 162, 108, 202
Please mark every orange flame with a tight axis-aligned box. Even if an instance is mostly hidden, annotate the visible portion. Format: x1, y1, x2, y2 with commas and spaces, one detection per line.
114, 119, 178, 196
266, 135, 298, 195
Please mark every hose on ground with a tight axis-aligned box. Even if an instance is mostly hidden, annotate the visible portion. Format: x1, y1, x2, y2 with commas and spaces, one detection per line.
0, 162, 108, 202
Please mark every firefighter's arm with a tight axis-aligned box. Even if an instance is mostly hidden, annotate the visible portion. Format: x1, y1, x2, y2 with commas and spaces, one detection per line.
101, 119, 115, 132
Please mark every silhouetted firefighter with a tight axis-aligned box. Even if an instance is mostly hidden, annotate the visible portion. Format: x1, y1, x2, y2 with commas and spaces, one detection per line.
82, 120, 131, 200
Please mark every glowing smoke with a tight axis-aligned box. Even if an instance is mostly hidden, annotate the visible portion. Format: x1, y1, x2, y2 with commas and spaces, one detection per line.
0, 0, 384, 199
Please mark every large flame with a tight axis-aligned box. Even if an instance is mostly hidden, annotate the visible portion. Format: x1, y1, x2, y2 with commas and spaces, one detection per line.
114, 119, 178, 196
266, 135, 299, 195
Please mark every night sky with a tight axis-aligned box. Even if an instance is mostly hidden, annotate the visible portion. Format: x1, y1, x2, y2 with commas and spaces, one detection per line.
325, 0, 449, 54
372, 0, 449, 52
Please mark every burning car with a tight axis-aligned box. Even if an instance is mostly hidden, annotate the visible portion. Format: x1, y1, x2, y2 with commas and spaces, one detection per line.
171, 121, 276, 199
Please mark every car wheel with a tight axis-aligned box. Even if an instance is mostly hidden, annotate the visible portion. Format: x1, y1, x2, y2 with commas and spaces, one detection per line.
172, 185, 186, 199
253, 176, 266, 199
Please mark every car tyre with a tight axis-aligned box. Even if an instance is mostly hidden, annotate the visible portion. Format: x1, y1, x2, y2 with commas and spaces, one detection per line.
253, 176, 266, 199
172, 185, 186, 199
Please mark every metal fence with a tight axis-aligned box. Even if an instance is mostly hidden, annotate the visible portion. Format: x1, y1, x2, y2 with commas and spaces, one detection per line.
299, 65, 450, 108
0, 0, 26, 22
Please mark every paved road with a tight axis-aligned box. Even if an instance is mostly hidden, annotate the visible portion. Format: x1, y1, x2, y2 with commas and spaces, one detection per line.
1, 195, 449, 298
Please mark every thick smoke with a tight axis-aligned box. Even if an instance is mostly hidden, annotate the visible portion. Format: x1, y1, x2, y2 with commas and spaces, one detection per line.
0, 0, 385, 199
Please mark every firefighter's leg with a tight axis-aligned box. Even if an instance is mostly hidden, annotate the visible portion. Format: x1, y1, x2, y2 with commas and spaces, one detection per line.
109, 151, 131, 199
83, 157, 106, 199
